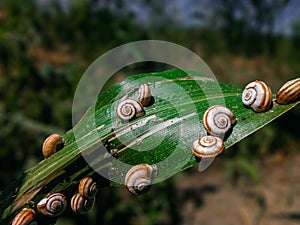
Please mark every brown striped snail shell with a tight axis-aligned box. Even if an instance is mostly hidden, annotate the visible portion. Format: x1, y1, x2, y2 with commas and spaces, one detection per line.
78, 176, 98, 199
138, 84, 152, 107
116, 99, 145, 122
37, 193, 67, 217
125, 164, 157, 195
192, 135, 224, 158
42, 134, 63, 159
276, 78, 300, 104
12, 208, 37, 225
70, 193, 95, 214
202, 105, 236, 139
242, 80, 272, 112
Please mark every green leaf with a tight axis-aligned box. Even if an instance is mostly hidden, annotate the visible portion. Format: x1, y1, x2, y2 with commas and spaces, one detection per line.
0, 69, 299, 224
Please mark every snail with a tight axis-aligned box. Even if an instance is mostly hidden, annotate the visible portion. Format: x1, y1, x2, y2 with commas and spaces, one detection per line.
276, 78, 300, 104
138, 84, 152, 107
42, 134, 63, 159
242, 80, 272, 112
116, 99, 145, 122
37, 193, 67, 217
192, 135, 224, 158
78, 176, 98, 199
202, 105, 236, 139
125, 164, 157, 195
12, 208, 37, 225
70, 193, 95, 214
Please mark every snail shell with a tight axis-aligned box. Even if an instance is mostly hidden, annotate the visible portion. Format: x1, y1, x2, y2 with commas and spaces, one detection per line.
202, 105, 236, 139
12, 208, 37, 225
125, 164, 157, 195
276, 78, 300, 104
78, 176, 98, 199
242, 80, 272, 112
138, 84, 152, 107
37, 193, 67, 217
192, 135, 224, 158
70, 193, 95, 214
42, 134, 63, 159
116, 99, 145, 122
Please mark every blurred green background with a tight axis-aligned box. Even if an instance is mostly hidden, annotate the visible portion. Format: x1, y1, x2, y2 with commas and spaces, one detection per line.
1, 0, 300, 224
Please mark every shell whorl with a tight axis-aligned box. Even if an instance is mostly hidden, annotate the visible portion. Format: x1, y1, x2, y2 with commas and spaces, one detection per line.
242, 80, 272, 112
192, 136, 224, 158
42, 134, 63, 159
276, 78, 300, 104
116, 99, 145, 122
70, 193, 95, 214
78, 176, 98, 199
138, 84, 152, 107
202, 105, 236, 138
125, 164, 157, 195
12, 208, 37, 225
37, 193, 67, 217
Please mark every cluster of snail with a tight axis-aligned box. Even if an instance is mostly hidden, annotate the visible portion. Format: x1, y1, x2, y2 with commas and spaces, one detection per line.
12, 176, 98, 225
116, 84, 152, 122
191, 78, 300, 170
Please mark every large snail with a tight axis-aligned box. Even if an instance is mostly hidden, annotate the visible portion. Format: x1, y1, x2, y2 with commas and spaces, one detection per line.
116, 99, 145, 122
124, 164, 157, 195
276, 78, 300, 104
242, 80, 272, 112
78, 176, 98, 199
37, 193, 67, 217
42, 134, 63, 159
12, 208, 37, 225
202, 105, 236, 139
138, 84, 152, 107
70, 193, 95, 214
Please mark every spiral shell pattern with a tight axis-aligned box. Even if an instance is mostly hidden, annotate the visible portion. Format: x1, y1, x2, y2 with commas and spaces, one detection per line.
138, 84, 152, 107
42, 134, 63, 159
242, 80, 272, 112
192, 136, 224, 158
125, 164, 157, 195
37, 193, 67, 217
12, 208, 37, 225
78, 176, 98, 199
276, 78, 300, 104
70, 193, 95, 214
203, 105, 236, 138
116, 99, 145, 122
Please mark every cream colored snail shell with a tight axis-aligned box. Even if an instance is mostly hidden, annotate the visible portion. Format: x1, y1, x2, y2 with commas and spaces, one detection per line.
42, 134, 63, 159
125, 164, 157, 195
12, 208, 37, 225
276, 78, 300, 104
242, 80, 272, 112
202, 105, 236, 139
37, 193, 67, 217
70, 193, 95, 214
116, 99, 145, 122
192, 135, 224, 158
78, 176, 98, 199
138, 84, 152, 107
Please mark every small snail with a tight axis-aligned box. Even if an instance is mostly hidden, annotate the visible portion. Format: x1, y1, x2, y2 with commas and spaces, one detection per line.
192, 135, 224, 158
42, 134, 63, 159
125, 164, 157, 195
276, 78, 300, 104
70, 193, 95, 214
242, 80, 272, 112
138, 84, 152, 107
116, 99, 145, 122
202, 105, 236, 139
12, 208, 37, 225
78, 176, 98, 199
37, 193, 67, 217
